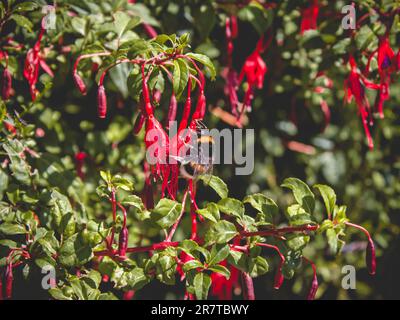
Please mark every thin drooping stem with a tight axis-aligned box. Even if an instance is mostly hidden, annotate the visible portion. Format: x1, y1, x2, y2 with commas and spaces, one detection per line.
240, 224, 318, 238
94, 241, 180, 257
166, 189, 189, 241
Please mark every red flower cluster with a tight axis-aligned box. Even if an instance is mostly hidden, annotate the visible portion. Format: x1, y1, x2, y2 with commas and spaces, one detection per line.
23, 22, 54, 101
344, 55, 380, 149
300, 0, 319, 34
210, 260, 240, 300
365, 34, 399, 119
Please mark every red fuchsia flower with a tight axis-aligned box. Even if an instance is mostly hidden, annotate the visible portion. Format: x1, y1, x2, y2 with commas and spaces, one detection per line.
303, 257, 318, 300
23, 24, 54, 101
365, 34, 397, 118
238, 36, 269, 114
210, 260, 240, 300
344, 55, 380, 149
74, 152, 87, 180
5, 262, 13, 299
97, 85, 107, 118
300, 0, 319, 34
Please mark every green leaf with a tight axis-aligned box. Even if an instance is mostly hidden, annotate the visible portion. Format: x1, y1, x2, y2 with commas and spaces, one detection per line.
193, 273, 211, 300
13, 2, 38, 12
205, 221, 238, 244
122, 194, 143, 208
172, 59, 189, 99
238, 4, 272, 35
243, 193, 278, 217
281, 178, 315, 213
71, 17, 87, 36
199, 175, 228, 199
151, 199, 182, 229
286, 234, 310, 251
186, 53, 216, 80
248, 256, 269, 278
48, 288, 72, 300
183, 260, 203, 272
113, 11, 140, 38
0, 222, 27, 235
58, 233, 93, 268
196, 202, 220, 223
217, 198, 244, 220
208, 265, 231, 279
326, 228, 338, 255
155, 254, 177, 285
286, 204, 314, 226
10, 14, 33, 32
314, 184, 336, 218
207, 244, 230, 266
123, 39, 152, 59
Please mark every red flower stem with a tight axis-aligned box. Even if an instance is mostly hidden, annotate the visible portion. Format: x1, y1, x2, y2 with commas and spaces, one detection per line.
94, 241, 180, 256
344, 221, 376, 275
241, 272, 255, 300
73, 52, 111, 74
109, 189, 117, 250
257, 243, 285, 289
256, 243, 285, 262
116, 202, 127, 229
166, 188, 189, 242
240, 224, 318, 238
176, 55, 205, 89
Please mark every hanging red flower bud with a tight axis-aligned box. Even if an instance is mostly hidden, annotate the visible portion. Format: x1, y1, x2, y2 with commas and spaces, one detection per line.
2, 68, 12, 100
345, 221, 376, 276
123, 290, 135, 300
366, 237, 376, 275
97, 85, 107, 118
303, 257, 318, 300
274, 265, 284, 290
73, 72, 87, 95
166, 93, 177, 128
118, 227, 129, 257
300, 0, 319, 34
5, 263, 13, 299
133, 112, 146, 135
